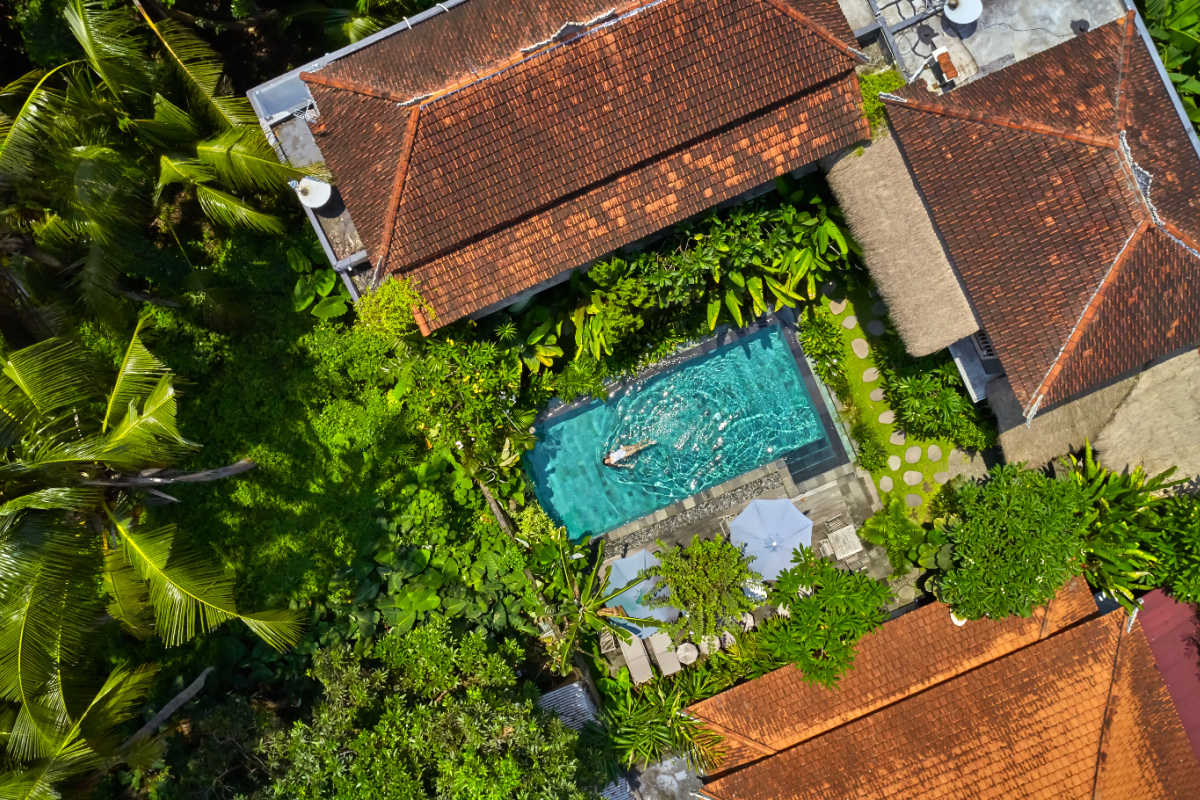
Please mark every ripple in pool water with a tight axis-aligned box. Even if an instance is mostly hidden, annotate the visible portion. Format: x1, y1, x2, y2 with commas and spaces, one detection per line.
526, 325, 827, 539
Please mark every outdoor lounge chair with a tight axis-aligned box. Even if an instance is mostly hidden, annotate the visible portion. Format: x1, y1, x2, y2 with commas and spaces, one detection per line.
617, 633, 654, 685
647, 632, 681, 676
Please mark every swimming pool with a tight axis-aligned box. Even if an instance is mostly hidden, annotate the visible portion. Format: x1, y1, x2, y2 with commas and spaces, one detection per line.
526, 324, 836, 539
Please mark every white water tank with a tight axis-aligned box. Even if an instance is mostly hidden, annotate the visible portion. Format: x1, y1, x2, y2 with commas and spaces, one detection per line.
296, 177, 332, 209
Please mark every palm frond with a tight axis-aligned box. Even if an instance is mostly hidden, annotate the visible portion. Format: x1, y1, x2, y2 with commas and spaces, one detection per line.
0, 664, 157, 800
0, 66, 76, 181
102, 316, 168, 433
133, 94, 200, 148
2, 339, 96, 416
106, 507, 302, 650
134, 3, 256, 128
0, 489, 104, 515
71, 244, 130, 332
67, 145, 146, 244
155, 154, 214, 200
194, 128, 324, 193
62, 0, 149, 106
98, 373, 196, 467
101, 549, 152, 639
194, 184, 284, 234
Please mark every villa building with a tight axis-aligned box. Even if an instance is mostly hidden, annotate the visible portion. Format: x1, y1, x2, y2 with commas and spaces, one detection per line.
829, 3, 1200, 478
688, 578, 1200, 799
247, 0, 871, 334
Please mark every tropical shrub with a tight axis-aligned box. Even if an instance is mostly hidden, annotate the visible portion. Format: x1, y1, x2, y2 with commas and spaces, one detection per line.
1062, 443, 1180, 608
883, 360, 992, 450
1151, 494, 1200, 603
598, 671, 726, 773
859, 496, 928, 575
642, 535, 761, 643
797, 310, 850, 400
849, 416, 888, 473
859, 68, 906, 133
259, 619, 606, 799
937, 465, 1086, 619
761, 546, 892, 686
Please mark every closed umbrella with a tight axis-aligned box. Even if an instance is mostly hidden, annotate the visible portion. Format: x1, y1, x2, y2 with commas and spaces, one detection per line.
729, 498, 813, 580
604, 549, 678, 638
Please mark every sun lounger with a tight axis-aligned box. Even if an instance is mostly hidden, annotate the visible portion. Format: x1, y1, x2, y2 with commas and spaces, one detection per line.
647, 632, 681, 676
617, 633, 655, 684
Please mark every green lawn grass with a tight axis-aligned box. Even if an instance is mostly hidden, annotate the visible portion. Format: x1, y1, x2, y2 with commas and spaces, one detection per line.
814, 285, 956, 519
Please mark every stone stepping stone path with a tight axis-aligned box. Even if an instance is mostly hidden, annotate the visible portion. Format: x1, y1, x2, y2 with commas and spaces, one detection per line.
842, 315, 858, 330
852, 338, 870, 358
866, 319, 886, 336
830, 299, 848, 314
903, 470, 923, 486
888, 455, 901, 471
863, 367, 880, 383
879, 476, 893, 492
889, 431, 906, 446
878, 410, 895, 424
870, 388, 884, 402
934, 472, 951, 485
928, 444, 943, 461
905, 493, 922, 507
904, 445, 922, 464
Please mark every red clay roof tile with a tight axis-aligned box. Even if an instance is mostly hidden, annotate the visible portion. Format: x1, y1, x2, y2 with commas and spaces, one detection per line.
688, 577, 1096, 776
301, 0, 866, 328
700, 605, 1200, 799
883, 14, 1200, 417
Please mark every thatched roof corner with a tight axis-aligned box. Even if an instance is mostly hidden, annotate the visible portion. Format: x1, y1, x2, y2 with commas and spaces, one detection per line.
823, 135, 978, 357
1094, 352, 1200, 481
989, 375, 1135, 469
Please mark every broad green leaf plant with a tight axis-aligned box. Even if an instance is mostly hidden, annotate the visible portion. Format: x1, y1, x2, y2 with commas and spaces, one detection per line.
0, 317, 300, 786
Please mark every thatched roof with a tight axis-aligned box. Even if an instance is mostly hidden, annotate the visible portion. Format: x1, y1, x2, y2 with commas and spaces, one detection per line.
990, 350, 1200, 479
989, 374, 1135, 469
1095, 351, 1200, 481
823, 134, 978, 356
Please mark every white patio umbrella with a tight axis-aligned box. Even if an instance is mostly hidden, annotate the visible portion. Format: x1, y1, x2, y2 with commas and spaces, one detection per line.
729, 498, 813, 581
603, 549, 679, 638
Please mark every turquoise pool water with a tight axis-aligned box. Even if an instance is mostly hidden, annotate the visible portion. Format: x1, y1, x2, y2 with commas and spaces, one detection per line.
526, 325, 829, 539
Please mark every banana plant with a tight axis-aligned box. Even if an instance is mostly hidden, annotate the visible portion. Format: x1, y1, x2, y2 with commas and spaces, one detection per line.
497, 312, 564, 375
531, 529, 657, 676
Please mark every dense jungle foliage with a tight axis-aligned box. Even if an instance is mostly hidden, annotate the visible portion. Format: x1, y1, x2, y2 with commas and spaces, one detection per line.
3, 2, 1200, 798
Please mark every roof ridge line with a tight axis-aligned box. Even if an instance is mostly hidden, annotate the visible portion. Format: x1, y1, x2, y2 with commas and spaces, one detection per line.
1162, 221, 1200, 261
1089, 614, 1130, 800
758, 0, 868, 63
300, 69, 408, 104
1113, 9, 1138, 128
686, 714, 776, 769
882, 93, 1120, 150
1025, 217, 1152, 418
370, 106, 422, 290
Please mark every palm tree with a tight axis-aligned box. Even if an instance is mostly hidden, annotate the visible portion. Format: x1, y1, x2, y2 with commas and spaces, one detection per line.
0, 317, 301, 770
0, 1, 321, 329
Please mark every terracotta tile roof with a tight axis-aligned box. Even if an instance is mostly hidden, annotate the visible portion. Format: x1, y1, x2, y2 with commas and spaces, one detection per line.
687, 577, 1096, 775
700, 608, 1200, 799
883, 13, 1200, 418
1139, 589, 1200, 763
301, 0, 867, 329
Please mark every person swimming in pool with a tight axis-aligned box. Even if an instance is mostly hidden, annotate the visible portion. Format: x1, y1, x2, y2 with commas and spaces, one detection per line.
603, 440, 655, 469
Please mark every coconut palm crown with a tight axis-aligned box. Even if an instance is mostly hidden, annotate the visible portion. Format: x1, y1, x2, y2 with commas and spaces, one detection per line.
0, 317, 301, 786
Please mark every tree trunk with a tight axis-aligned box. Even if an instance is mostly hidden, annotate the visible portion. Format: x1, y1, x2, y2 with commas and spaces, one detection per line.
122, 667, 214, 750
84, 459, 256, 488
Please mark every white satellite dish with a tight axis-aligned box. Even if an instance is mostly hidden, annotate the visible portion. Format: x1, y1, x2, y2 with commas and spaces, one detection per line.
296, 177, 332, 209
